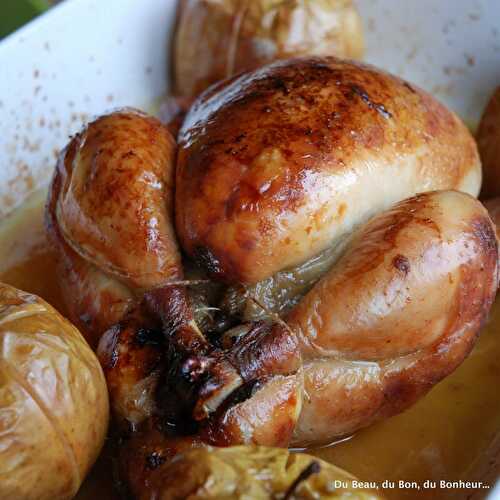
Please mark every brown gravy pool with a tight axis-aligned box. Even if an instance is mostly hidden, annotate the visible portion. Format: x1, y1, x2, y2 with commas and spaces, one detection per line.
1, 189, 499, 500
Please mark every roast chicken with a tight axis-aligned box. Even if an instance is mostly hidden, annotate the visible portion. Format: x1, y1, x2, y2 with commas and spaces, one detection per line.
46, 57, 498, 497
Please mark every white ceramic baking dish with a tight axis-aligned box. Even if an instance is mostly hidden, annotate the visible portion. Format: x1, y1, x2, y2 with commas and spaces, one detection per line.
1, 0, 499, 498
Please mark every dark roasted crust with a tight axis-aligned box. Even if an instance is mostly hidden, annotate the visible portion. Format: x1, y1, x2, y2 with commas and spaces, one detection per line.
97, 310, 164, 430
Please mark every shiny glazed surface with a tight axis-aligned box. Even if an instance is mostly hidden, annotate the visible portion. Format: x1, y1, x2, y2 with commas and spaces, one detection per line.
46, 110, 181, 347
184, 190, 497, 447
53, 110, 180, 290
177, 57, 481, 284
288, 191, 497, 444
1, 190, 499, 499
44, 59, 494, 492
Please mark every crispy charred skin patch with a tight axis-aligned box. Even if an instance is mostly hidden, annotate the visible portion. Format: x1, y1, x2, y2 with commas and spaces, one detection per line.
118, 424, 205, 500
97, 310, 164, 430
145, 285, 207, 353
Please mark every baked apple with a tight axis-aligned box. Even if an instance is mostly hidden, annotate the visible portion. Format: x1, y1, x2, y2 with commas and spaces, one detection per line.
0, 282, 109, 500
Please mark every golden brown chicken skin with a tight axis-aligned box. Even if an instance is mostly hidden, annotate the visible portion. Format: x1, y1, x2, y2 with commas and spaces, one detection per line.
176, 57, 481, 285
96, 190, 497, 497
46, 109, 182, 346
187, 191, 498, 446
97, 189, 497, 448
288, 190, 498, 444
46, 59, 497, 499
52, 109, 181, 290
